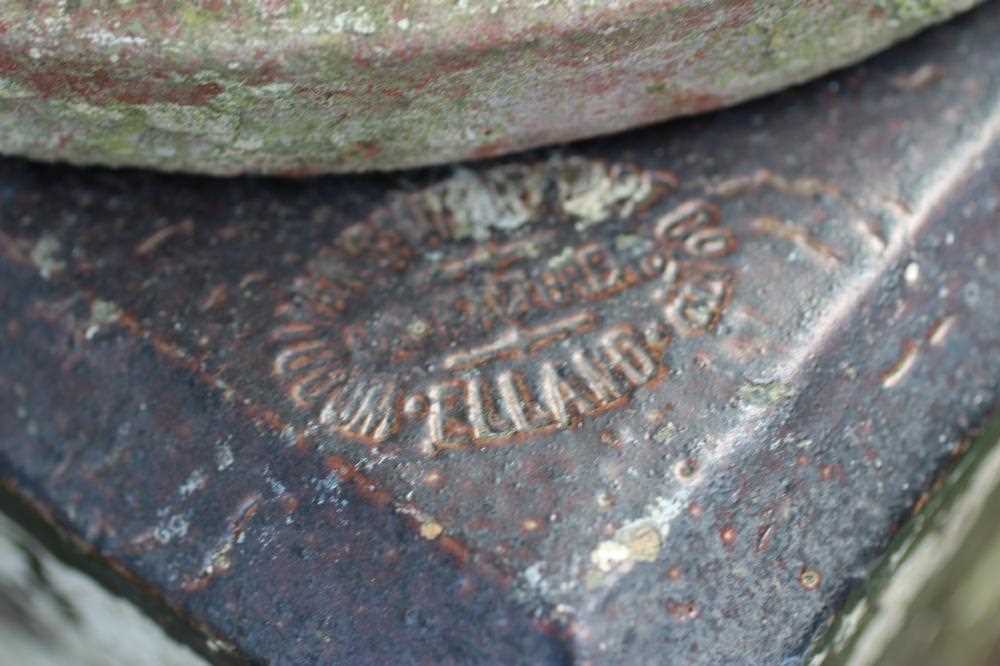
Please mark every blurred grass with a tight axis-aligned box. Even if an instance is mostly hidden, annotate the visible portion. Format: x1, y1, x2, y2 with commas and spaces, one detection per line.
0, 512, 205, 666
813, 412, 1000, 666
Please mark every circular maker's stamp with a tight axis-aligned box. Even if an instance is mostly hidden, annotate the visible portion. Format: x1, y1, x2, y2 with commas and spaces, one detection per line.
271, 157, 737, 456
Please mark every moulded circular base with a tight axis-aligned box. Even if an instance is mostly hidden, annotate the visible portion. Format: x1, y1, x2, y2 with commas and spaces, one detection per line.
0, 0, 984, 175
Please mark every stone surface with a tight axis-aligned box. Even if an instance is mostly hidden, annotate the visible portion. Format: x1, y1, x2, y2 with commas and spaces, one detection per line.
2, 4, 1000, 664
0, 0, 985, 175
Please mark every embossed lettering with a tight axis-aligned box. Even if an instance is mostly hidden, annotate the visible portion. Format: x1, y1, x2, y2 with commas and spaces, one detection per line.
600, 325, 658, 385
270, 158, 752, 455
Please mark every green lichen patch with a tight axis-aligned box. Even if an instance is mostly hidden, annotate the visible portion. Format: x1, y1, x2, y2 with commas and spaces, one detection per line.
0, 0, 984, 173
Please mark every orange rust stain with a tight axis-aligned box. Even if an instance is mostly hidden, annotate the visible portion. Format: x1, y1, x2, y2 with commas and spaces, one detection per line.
349, 141, 382, 160
671, 91, 726, 115
756, 524, 774, 552
799, 568, 822, 591
0, 230, 30, 265
0, 52, 17, 75
134, 220, 194, 257
232, 497, 261, 533
24, 66, 223, 106
534, 616, 573, 643
599, 429, 621, 448
470, 139, 512, 160
881, 339, 920, 388
892, 64, 943, 91
325, 455, 392, 507
422, 470, 445, 489
437, 534, 470, 565
665, 599, 699, 621
180, 576, 212, 593
674, 458, 698, 481
521, 518, 542, 532
280, 494, 300, 514
751, 215, 842, 266
198, 284, 228, 312
927, 315, 957, 347
819, 463, 844, 481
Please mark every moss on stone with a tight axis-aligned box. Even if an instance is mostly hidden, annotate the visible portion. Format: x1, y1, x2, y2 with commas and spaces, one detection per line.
0, 0, 984, 173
